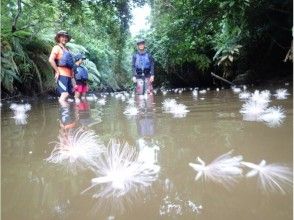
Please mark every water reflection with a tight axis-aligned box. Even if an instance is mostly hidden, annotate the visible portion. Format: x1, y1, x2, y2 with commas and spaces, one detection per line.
215, 120, 244, 148
10, 103, 31, 125
135, 94, 156, 137
46, 103, 104, 173
135, 95, 160, 172
159, 178, 203, 217
1, 89, 292, 220
59, 103, 78, 130
82, 95, 161, 215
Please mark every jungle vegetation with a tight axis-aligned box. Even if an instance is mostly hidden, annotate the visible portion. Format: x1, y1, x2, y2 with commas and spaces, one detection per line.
1, 0, 292, 97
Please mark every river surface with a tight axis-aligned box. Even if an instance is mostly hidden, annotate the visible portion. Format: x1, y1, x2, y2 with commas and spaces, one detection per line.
1, 87, 293, 220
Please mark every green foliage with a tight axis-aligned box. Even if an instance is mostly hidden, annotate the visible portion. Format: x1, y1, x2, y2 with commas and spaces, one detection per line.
1, 0, 292, 95
1, 40, 21, 92
1, 0, 145, 95
214, 44, 242, 66
143, 0, 292, 85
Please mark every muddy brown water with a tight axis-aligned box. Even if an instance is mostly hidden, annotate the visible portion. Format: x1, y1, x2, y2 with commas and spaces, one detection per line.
1, 87, 293, 220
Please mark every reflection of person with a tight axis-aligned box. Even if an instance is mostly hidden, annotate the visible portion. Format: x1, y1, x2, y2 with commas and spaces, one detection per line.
73, 53, 89, 103
59, 104, 77, 130
137, 115, 155, 137
75, 100, 92, 127
132, 39, 155, 95
135, 95, 155, 137
135, 95, 160, 171
58, 103, 78, 147
75, 100, 102, 128
49, 31, 75, 105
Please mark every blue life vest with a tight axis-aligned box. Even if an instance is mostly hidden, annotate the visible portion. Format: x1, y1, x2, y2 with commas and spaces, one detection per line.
57, 46, 74, 68
135, 52, 151, 70
74, 65, 88, 81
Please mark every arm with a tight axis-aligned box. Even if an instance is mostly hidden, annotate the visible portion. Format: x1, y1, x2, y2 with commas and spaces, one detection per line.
71, 77, 76, 88
132, 54, 137, 77
132, 54, 137, 83
48, 46, 60, 81
149, 53, 154, 76
149, 54, 155, 82
71, 66, 77, 88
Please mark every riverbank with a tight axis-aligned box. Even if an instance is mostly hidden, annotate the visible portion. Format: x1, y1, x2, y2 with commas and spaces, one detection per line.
1, 76, 292, 103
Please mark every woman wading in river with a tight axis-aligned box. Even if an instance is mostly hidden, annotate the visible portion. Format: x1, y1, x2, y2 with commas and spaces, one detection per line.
49, 31, 76, 105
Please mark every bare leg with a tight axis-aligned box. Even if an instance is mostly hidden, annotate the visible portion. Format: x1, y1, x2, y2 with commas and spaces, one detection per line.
146, 77, 153, 94
75, 91, 81, 103
81, 92, 87, 100
59, 92, 69, 105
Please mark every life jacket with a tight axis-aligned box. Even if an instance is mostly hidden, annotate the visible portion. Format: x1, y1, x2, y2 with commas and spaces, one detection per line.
56, 45, 74, 68
135, 52, 151, 74
74, 65, 88, 81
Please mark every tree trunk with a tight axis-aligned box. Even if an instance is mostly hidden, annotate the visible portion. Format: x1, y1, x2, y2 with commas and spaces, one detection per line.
12, 0, 22, 33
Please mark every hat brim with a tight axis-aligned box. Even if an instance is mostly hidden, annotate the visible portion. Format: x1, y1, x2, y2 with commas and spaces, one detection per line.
55, 33, 71, 43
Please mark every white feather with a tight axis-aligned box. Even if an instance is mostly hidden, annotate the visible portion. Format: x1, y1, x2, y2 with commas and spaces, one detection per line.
46, 128, 104, 171
242, 160, 292, 194
124, 105, 139, 116
169, 103, 189, 118
232, 87, 242, 93
273, 89, 290, 100
82, 140, 160, 198
239, 91, 251, 100
258, 106, 286, 127
162, 99, 177, 111
97, 98, 106, 105
189, 151, 243, 188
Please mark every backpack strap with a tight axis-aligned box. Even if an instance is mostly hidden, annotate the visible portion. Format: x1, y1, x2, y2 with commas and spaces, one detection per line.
146, 52, 152, 61
58, 44, 69, 51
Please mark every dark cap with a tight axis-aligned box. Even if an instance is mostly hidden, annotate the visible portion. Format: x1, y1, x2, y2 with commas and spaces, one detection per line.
136, 39, 145, 45
74, 53, 86, 62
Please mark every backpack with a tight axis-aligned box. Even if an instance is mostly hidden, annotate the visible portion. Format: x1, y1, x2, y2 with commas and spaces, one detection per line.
56, 46, 74, 68
135, 52, 151, 70
74, 65, 88, 81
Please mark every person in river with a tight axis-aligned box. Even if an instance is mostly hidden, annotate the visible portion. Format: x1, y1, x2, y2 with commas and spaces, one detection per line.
73, 53, 89, 103
132, 39, 155, 95
49, 30, 75, 105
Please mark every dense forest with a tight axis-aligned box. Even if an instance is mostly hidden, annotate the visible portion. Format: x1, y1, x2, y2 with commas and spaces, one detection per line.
1, 0, 293, 97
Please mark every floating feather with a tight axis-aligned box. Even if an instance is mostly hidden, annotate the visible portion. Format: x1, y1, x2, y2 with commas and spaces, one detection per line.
273, 89, 290, 100
124, 105, 139, 116
82, 140, 160, 198
242, 160, 293, 194
162, 99, 177, 111
189, 151, 243, 188
258, 106, 286, 127
97, 98, 106, 105
46, 128, 104, 171
169, 103, 189, 118
239, 91, 251, 100
232, 87, 242, 94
